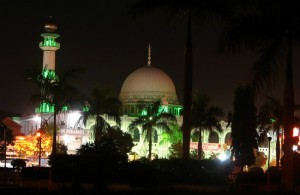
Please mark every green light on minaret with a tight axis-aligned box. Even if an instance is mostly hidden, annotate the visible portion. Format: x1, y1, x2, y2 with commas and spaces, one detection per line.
42, 68, 56, 80
39, 102, 54, 113
39, 33, 60, 48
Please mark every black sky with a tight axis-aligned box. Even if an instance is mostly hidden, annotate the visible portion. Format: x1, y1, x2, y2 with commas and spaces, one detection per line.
0, 0, 298, 116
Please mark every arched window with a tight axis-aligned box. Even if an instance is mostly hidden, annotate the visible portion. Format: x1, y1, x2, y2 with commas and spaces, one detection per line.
153, 130, 158, 143
208, 131, 219, 143
133, 128, 140, 142
191, 131, 200, 142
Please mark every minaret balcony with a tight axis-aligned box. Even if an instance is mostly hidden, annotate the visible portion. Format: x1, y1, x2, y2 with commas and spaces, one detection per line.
39, 41, 60, 48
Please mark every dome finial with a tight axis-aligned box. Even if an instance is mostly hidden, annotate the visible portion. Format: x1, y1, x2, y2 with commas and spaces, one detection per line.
147, 43, 152, 66
44, 16, 57, 32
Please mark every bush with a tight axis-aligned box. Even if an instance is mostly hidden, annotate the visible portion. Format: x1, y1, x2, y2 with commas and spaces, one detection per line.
11, 159, 27, 169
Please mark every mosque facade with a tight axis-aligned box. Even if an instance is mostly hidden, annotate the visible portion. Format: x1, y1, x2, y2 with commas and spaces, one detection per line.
15, 19, 277, 165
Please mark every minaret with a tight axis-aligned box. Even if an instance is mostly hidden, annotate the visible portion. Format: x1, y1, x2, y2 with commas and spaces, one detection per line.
39, 16, 60, 79
38, 16, 60, 113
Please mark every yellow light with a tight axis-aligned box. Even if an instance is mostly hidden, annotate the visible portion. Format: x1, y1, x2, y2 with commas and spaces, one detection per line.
293, 127, 299, 137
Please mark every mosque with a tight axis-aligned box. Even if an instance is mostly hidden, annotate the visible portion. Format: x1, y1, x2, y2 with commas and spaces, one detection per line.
13, 19, 277, 165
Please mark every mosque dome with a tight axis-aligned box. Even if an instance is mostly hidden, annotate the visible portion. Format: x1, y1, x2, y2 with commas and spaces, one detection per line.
119, 44, 179, 105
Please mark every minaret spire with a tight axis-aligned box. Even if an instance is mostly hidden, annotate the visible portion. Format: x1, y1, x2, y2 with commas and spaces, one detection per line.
147, 43, 152, 66
40, 16, 60, 72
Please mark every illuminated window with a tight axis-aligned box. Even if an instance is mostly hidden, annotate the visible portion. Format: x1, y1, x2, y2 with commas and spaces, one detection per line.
191, 131, 200, 142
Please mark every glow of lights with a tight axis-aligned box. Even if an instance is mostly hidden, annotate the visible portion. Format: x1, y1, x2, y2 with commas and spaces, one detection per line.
68, 112, 81, 128
293, 145, 298, 151
63, 135, 71, 144
218, 153, 228, 161
293, 127, 299, 137
33, 116, 40, 122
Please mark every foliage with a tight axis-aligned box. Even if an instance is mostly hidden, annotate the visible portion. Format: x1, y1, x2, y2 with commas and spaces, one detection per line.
49, 127, 134, 182
168, 143, 199, 160
168, 142, 182, 159
191, 92, 224, 159
253, 150, 267, 168
0, 123, 14, 157
27, 66, 83, 156
128, 100, 177, 159
231, 84, 258, 167
11, 159, 27, 169
57, 142, 68, 155
13, 134, 52, 160
160, 122, 182, 144
218, 0, 300, 156
76, 126, 134, 159
79, 85, 121, 143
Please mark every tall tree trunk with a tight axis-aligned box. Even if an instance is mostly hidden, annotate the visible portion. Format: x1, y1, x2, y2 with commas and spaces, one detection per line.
197, 128, 203, 160
276, 128, 280, 170
182, 13, 193, 159
282, 31, 294, 156
52, 109, 57, 156
281, 30, 295, 191
148, 127, 152, 160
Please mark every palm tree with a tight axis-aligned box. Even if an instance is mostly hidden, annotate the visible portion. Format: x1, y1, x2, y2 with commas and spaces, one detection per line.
80, 85, 122, 143
129, 0, 233, 159
191, 93, 224, 160
257, 97, 283, 170
218, 0, 300, 157
28, 66, 82, 156
231, 84, 258, 168
257, 97, 300, 170
128, 100, 177, 160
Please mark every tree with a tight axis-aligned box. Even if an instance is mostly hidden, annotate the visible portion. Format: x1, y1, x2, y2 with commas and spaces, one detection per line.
257, 97, 300, 170
218, 0, 300, 158
191, 93, 224, 160
128, 100, 177, 160
0, 123, 14, 166
79, 85, 121, 143
231, 84, 258, 168
27, 66, 83, 156
76, 126, 134, 162
129, 0, 232, 159
257, 97, 283, 171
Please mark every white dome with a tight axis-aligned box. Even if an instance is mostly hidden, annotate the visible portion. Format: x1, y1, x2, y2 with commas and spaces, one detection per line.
119, 65, 179, 105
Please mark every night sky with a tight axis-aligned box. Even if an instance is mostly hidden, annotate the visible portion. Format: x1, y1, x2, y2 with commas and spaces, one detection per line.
0, 0, 298, 117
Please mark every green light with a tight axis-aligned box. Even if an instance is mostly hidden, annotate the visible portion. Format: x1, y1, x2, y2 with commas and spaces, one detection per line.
40, 33, 60, 48
39, 102, 54, 113
42, 68, 56, 80
62, 106, 68, 111
141, 110, 147, 116
83, 106, 89, 112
